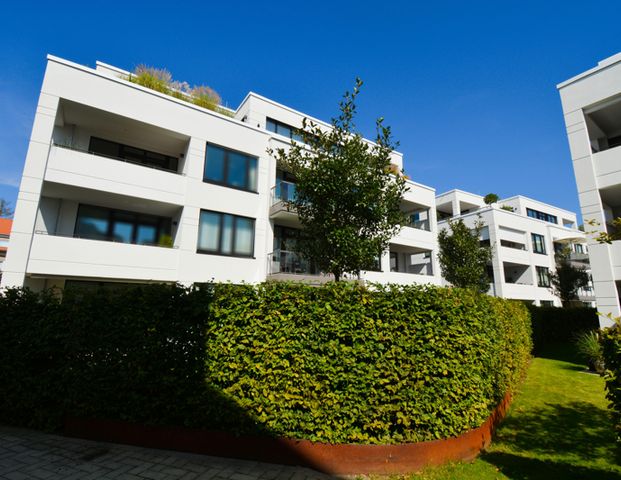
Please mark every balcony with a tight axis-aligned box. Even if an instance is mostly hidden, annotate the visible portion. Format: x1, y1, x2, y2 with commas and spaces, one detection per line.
46, 144, 186, 206
267, 249, 333, 283
569, 251, 589, 263
389, 245, 434, 276
26, 232, 179, 282
269, 181, 300, 227
503, 262, 532, 286
593, 147, 621, 189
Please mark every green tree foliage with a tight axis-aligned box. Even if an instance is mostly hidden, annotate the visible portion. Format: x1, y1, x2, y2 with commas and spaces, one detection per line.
483, 193, 499, 205
437, 218, 493, 293
270, 79, 407, 281
549, 249, 590, 306
599, 324, 621, 442
0, 198, 13, 217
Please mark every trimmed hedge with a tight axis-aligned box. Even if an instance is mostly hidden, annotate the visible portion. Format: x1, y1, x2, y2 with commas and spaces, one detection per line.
0, 282, 531, 444
527, 305, 599, 352
600, 324, 621, 442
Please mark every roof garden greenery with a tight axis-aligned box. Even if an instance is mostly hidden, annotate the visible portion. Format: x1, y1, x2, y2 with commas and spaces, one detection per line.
127, 65, 234, 117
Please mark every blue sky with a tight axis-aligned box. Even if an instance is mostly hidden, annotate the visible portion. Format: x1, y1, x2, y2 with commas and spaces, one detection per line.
1, 1, 620, 220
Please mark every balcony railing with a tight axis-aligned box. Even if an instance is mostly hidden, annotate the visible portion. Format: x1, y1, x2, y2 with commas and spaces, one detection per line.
52, 143, 184, 175
270, 180, 297, 206
268, 249, 315, 275
34, 230, 177, 249
569, 251, 589, 263
404, 217, 431, 231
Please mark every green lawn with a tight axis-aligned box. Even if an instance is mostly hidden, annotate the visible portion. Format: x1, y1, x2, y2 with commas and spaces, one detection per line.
412, 343, 621, 480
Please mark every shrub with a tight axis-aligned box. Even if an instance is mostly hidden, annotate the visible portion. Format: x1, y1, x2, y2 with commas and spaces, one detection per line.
575, 330, 604, 373
129, 65, 172, 94
528, 305, 598, 352
600, 324, 621, 442
0, 282, 531, 444
190, 85, 221, 111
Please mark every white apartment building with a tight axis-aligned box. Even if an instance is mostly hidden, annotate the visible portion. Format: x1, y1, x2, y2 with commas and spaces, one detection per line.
436, 190, 592, 306
558, 52, 621, 327
0, 55, 441, 290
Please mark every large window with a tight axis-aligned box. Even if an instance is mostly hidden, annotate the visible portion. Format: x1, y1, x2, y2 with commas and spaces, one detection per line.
527, 208, 557, 224
204, 144, 258, 192
197, 210, 255, 257
266, 118, 303, 143
536, 266, 550, 287
75, 204, 172, 246
531, 233, 547, 255
89, 137, 179, 172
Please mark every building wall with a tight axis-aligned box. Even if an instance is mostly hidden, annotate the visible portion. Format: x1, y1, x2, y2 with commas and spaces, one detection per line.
436, 191, 589, 306
1, 56, 440, 290
558, 53, 621, 327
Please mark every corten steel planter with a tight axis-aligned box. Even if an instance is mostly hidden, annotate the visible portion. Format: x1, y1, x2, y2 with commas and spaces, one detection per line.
64, 392, 511, 475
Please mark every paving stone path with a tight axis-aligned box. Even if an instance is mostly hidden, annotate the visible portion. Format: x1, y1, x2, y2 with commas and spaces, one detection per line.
0, 426, 336, 480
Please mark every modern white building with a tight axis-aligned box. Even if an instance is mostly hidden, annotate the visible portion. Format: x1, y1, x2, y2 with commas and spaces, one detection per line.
436, 190, 592, 306
0, 55, 441, 290
558, 52, 621, 326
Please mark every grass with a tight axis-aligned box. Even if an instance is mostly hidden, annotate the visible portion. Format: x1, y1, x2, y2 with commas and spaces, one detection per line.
409, 343, 621, 479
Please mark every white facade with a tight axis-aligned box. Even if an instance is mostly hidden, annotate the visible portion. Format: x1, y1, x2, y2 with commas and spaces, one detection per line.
558, 52, 621, 327
436, 190, 592, 306
1, 55, 441, 290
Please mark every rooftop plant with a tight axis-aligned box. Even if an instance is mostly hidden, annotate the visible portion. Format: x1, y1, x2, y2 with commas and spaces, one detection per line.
127, 65, 228, 115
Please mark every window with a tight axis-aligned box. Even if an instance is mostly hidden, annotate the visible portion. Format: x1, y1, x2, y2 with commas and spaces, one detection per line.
89, 137, 179, 172
536, 266, 550, 287
531, 233, 546, 255
266, 118, 303, 143
197, 210, 255, 257
75, 204, 171, 246
540, 300, 554, 307
527, 208, 557, 224
203, 144, 258, 192
575, 243, 584, 254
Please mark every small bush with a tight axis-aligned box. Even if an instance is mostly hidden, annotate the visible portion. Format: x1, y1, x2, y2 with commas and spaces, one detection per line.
575, 330, 604, 373
600, 324, 621, 442
528, 305, 599, 352
129, 65, 172, 94
0, 282, 531, 444
191, 85, 221, 111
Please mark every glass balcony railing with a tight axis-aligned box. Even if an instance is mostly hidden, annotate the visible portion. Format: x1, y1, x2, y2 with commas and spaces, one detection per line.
409, 218, 430, 231
53, 142, 183, 175
271, 180, 297, 206
268, 249, 315, 275
569, 251, 589, 263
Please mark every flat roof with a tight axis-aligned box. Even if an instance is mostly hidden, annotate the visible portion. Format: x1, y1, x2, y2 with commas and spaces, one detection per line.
557, 52, 621, 89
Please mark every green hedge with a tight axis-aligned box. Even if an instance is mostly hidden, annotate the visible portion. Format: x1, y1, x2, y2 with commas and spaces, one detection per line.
0, 282, 531, 444
527, 305, 599, 352
600, 324, 621, 442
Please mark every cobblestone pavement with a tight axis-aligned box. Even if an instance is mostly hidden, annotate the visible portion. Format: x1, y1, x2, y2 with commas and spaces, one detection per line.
0, 426, 336, 480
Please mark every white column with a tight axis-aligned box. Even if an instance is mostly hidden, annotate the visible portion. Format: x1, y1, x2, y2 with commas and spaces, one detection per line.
1, 93, 59, 288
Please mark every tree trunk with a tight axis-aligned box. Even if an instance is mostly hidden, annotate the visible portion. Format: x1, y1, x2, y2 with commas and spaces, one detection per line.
333, 271, 341, 282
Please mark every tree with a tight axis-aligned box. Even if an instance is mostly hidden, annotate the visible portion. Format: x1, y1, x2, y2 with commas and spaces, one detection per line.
437, 218, 493, 293
0, 199, 13, 218
269, 79, 408, 282
549, 248, 590, 306
483, 193, 499, 205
